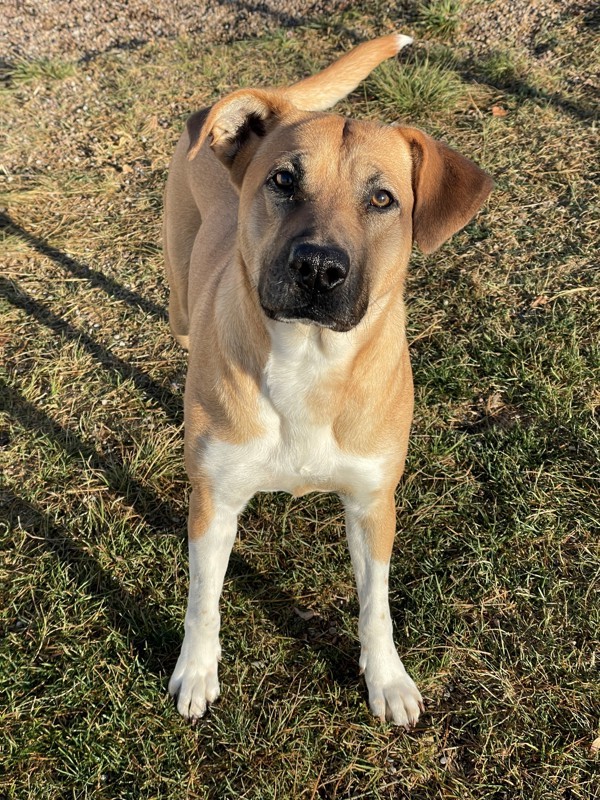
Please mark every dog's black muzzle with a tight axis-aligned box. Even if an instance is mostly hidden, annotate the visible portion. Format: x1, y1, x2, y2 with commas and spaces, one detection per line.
259, 240, 367, 332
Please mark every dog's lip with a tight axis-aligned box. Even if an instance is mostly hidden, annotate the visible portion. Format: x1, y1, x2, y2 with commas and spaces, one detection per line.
260, 302, 359, 332
261, 303, 335, 327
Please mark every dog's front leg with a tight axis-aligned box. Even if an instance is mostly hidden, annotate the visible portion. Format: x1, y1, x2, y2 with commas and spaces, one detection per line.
169, 484, 238, 721
344, 492, 423, 727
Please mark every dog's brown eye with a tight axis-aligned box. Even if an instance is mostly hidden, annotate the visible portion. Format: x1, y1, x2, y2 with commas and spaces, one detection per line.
370, 189, 394, 208
273, 170, 295, 191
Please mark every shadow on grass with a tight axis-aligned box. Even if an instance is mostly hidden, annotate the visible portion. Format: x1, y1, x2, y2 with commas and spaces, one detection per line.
1, 276, 182, 425
474, 71, 596, 122
449, 48, 597, 123
2, 485, 360, 688
3, 0, 419, 70
228, 545, 360, 685
1, 212, 168, 322
1, 379, 181, 531
2, 381, 360, 687
2, 489, 181, 676
2, 252, 362, 695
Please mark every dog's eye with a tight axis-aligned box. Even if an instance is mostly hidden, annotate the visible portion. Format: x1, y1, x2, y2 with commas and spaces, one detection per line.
272, 170, 295, 193
369, 189, 394, 209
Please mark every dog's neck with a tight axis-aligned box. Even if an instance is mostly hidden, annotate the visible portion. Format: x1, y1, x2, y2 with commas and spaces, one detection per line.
212, 252, 408, 432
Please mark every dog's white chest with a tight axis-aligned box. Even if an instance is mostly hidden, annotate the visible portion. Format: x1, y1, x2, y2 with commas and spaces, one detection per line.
203, 324, 384, 506
260, 330, 340, 489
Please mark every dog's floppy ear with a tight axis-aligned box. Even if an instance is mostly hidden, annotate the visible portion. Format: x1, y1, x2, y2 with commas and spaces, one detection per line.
187, 89, 290, 178
398, 127, 493, 254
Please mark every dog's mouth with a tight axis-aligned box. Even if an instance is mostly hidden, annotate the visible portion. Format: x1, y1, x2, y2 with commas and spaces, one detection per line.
260, 302, 365, 333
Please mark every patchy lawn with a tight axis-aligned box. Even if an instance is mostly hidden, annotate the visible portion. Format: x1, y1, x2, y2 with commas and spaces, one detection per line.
1, 2, 598, 798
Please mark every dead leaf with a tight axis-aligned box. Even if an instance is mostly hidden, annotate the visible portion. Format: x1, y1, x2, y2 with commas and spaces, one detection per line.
491, 105, 508, 117
485, 392, 504, 415
591, 736, 600, 754
531, 295, 549, 308
293, 607, 318, 621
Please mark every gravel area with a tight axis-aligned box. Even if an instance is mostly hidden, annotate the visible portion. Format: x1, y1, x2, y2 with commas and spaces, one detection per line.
462, 0, 585, 54
2, 0, 353, 63
3, 0, 592, 65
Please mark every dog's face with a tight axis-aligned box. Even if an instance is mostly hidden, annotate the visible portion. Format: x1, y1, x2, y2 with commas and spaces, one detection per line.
239, 114, 415, 332
192, 89, 492, 332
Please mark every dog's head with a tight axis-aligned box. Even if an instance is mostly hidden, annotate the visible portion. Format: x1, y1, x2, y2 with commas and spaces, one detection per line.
190, 89, 493, 332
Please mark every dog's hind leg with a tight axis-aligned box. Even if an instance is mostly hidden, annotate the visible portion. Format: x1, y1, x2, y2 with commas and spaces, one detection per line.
163, 125, 205, 351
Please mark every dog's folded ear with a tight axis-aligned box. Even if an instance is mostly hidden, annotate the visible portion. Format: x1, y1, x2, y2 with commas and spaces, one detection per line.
398, 127, 493, 254
188, 89, 290, 177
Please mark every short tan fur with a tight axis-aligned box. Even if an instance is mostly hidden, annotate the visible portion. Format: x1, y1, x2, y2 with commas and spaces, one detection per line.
163, 34, 492, 726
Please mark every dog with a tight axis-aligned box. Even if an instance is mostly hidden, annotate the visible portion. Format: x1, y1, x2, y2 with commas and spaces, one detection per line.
163, 33, 493, 726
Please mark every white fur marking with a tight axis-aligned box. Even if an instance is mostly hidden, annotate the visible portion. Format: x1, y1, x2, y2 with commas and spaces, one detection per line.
202, 322, 386, 503
394, 34, 414, 52
345, 499, 422, 726
168, 509, 239, 720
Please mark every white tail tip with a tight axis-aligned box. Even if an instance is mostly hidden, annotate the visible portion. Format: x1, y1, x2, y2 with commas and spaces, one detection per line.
394, 34, 414, 52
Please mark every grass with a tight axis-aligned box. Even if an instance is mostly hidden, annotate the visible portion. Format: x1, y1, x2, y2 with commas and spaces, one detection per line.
5, 57, 77, 84
366, 51, 469, 119
418, 0, 462, 39
477, 49, 529, 86
1, 3, 599, 798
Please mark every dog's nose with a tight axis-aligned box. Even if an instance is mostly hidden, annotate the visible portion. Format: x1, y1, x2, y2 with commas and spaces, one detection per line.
289, 243, 350, 293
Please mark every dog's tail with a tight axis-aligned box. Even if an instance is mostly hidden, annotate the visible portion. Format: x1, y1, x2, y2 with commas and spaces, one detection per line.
284, 33, 412, 111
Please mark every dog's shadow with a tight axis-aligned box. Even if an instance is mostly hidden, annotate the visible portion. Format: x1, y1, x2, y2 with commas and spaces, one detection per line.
226, 545, 361, 687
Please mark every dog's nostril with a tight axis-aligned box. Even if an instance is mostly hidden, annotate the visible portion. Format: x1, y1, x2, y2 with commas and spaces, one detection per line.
324, 266, 345, 288
299, 263, 313, 281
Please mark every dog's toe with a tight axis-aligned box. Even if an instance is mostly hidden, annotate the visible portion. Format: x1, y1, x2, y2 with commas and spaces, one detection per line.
364, 655, 423, 728
169, 656, 220, 721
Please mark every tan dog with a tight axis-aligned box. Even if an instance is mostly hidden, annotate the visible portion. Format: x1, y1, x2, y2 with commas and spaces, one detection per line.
163, 33, 492, 726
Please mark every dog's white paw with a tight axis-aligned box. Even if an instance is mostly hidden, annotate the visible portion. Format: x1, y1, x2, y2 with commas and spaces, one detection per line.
361, 649, 423, 727
168, 640, 221, 721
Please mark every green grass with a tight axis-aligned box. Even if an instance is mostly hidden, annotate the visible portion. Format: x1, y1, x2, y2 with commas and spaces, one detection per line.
418, 0, 462, 39
477, 49, 528, 85
2, 4, 599, 799
366, 51, 470, 120
6, 57, 77, 84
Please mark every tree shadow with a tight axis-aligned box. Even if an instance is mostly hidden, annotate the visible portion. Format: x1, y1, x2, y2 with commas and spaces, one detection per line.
71, 0, 362, 64
2, 213, 361, 691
